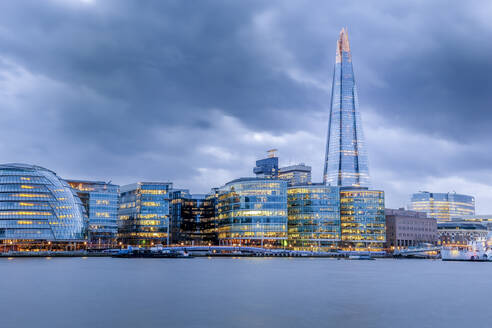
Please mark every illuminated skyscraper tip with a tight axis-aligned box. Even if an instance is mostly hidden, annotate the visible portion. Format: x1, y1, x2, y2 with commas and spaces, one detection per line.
323, 28, 370, 188
336, 28, 351, 63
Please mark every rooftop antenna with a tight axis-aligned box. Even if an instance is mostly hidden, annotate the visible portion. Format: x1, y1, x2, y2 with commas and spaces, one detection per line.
267, 149, 278, 158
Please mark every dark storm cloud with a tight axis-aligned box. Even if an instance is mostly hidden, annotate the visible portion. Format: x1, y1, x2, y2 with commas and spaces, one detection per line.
0, 0, 491, 211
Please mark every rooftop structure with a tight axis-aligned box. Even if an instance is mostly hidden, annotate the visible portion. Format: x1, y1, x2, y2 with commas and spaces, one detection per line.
278, 163, 312, 186
253, 155, 279, 179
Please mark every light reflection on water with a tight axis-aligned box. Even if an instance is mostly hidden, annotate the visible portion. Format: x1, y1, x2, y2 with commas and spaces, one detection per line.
1, 257, 491, 328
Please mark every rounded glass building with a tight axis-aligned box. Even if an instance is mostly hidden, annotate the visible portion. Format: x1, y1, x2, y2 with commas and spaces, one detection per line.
0, 163, 87, 251
217, 178, 287, 248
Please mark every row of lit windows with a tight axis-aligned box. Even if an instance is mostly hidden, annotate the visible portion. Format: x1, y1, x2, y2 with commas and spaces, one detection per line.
218, 232, 286, 238
139, 189, 168, 195
0, 211, 52, 216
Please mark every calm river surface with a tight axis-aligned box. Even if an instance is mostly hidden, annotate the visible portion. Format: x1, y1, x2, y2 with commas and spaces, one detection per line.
1, 257, 491, 328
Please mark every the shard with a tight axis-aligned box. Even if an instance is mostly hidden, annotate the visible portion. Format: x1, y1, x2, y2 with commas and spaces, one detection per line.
323, 28, 370, 187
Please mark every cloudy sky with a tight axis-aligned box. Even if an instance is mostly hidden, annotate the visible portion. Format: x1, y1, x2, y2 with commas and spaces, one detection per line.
0, 0, 491, 212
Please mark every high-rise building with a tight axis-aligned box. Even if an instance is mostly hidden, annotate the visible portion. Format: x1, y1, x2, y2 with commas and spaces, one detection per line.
340, 187, 385, 251
216, 178, 287, 247
66, 180, 119, 248
321, 29, 384, 252
409, 192, 475, 222
279, 163, 312, 186
287, 184, 340, 251
118, 182, 172, 246
0, 163, 87, 251
323, 28, 370, 188
170, 190, 216, 245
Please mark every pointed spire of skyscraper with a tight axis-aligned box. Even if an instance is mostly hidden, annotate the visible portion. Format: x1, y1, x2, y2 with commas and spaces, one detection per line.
323, 28, 370, 187
336, 28, 351, 63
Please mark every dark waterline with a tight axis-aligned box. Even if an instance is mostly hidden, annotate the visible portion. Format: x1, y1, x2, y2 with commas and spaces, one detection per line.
1, 257, 491, 328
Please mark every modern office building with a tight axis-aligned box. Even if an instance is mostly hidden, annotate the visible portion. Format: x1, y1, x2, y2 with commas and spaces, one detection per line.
67, 180, 119, 248
339, 188, 385, 251
287, 184, 340, 251
216, 178, 287, 247
323, 28, 370, 188
409, 192, 475, 222
0, 163, 87, 251
170, 190, 216, 245
253, 150, 279, 179
437, 222, 488, 246
456, 215, 492, 230
385, 208, 437, 250
279, 163, 312, 186
118, 182, 172, 246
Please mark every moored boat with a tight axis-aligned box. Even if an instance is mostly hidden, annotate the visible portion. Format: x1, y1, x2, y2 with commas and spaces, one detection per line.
441, 233, 492, 262
347, 254, 374, 260
112, 248, 193, 258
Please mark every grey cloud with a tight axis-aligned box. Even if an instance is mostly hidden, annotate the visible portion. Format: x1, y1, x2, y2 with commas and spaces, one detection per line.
0, 0, 491, 212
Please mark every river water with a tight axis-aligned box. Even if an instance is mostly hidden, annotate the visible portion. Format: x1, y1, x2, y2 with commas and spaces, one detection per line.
1, 257, 491, 328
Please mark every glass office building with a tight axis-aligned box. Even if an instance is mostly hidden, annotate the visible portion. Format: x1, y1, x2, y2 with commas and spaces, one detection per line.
0, 163, 87, 251
279, 164, 312, 186
253, 156, 279, 179
170, 190, 216, 245
323, 28, 370, 188
409, 192, 475, 222
287, 184, 340, 251
340, 188, 385, 251
217, 178, 287, 247
67, 180, 119, 248
118, 182, 172, 246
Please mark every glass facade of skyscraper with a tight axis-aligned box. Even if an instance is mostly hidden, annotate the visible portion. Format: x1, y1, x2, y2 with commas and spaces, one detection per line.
410, 192, 475, 222
0, 163, 87, 251
340, 188, 385, 251
170, 190, 216, 245
67, 180, 119, 248
323, 28, 370, 188
217, 178, 287, 247
287, 184, 340, 251
118, 182, 172, 246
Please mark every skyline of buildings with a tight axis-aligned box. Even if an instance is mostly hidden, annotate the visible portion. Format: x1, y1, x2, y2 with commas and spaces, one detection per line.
0, 28, 488, 252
